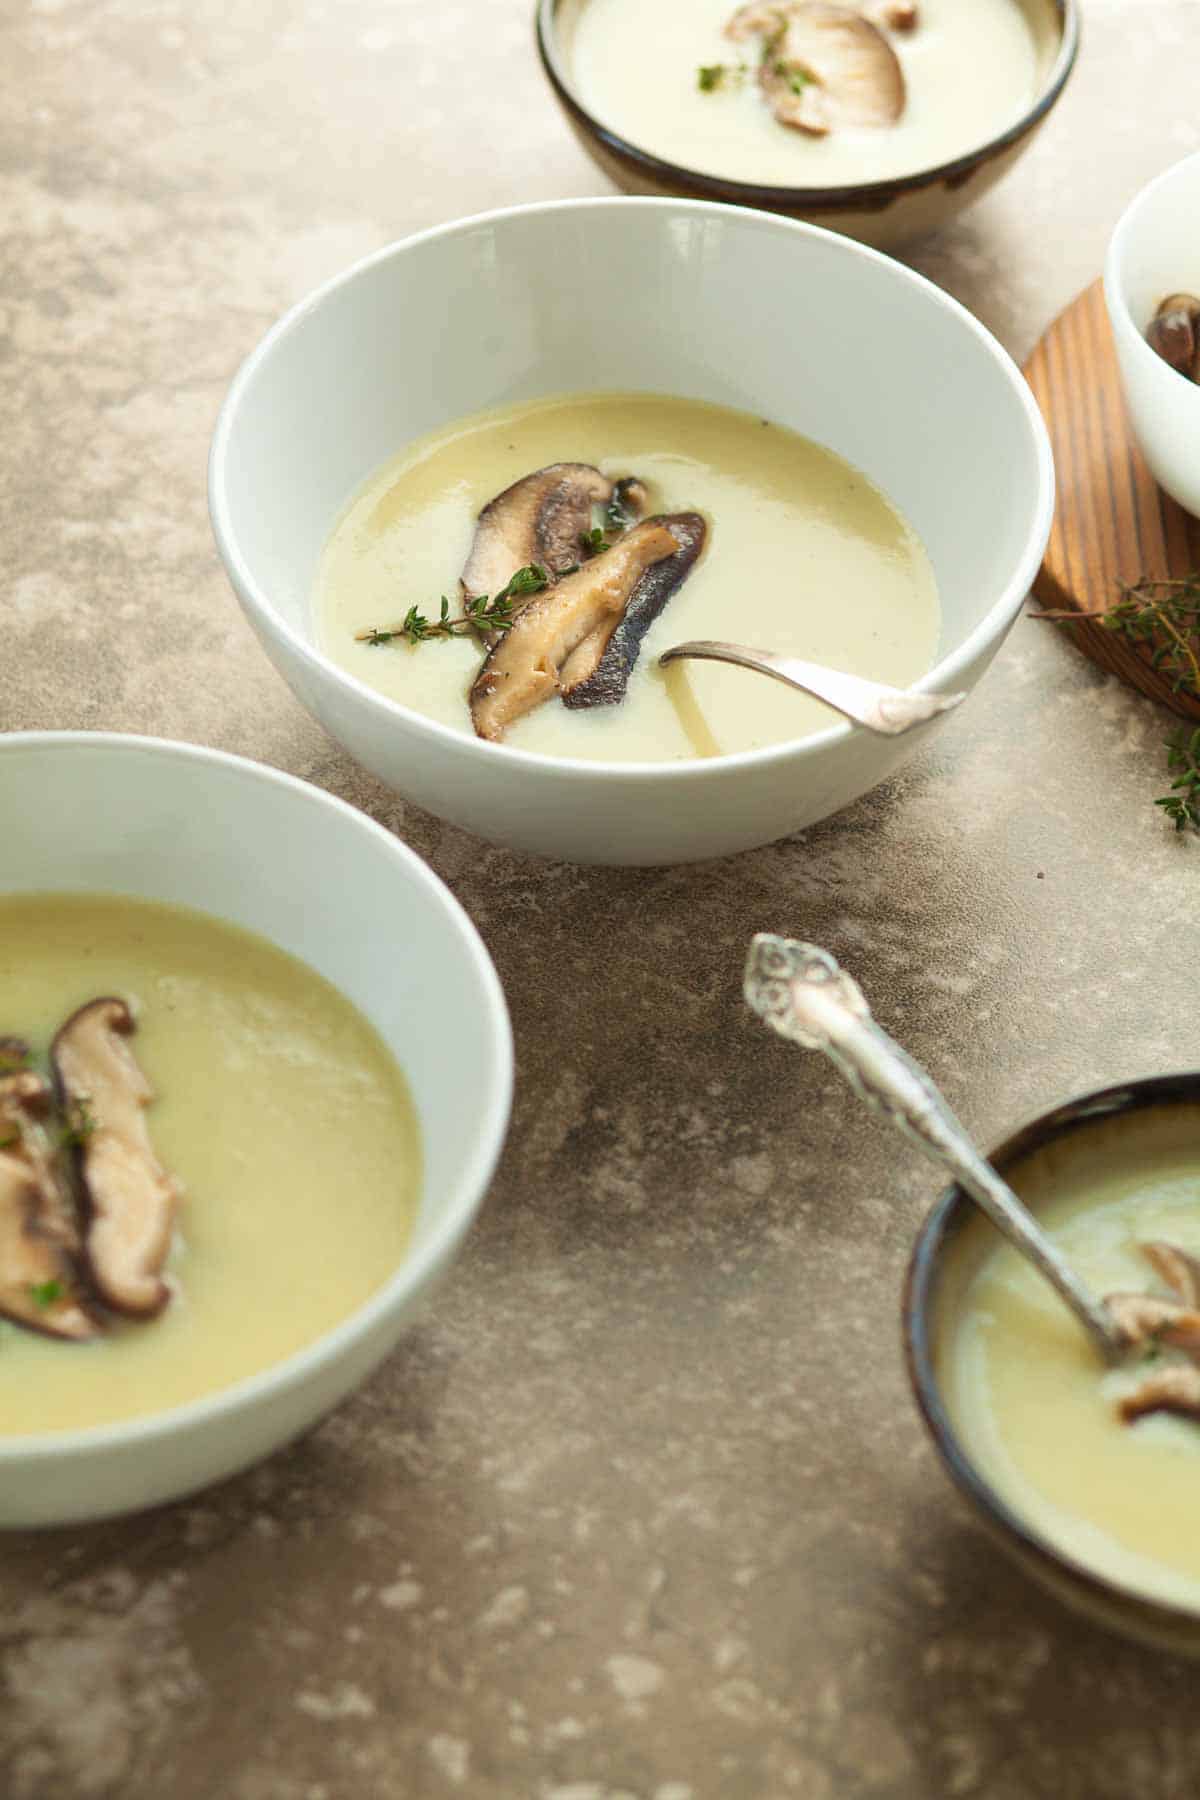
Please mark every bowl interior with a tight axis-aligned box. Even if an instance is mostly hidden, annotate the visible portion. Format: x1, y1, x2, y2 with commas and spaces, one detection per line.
538, 0, 1071, 202
213, 202, 1051, 704
1109, 151, 1200, 339
908, 1073, 1200, 1636
0, 735, 510, 1270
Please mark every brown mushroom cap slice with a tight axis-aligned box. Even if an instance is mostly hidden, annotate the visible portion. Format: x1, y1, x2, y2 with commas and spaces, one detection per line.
0, 1070, 97, 1340
1104, 1291, 1200, 1357
469, 521, 682, 743
728, 1, 905, 134
52, 997, 182, 1319
460, 464, 617, 640
1145, 293, 1200, 381
1121, 1363, 1200, 1425
562, 512, 708, 708
1141, 1239, 1200, 1308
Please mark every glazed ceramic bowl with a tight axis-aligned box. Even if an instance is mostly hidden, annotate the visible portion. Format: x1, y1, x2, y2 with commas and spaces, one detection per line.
0, 733, 512, 1529
905, 1073, 1200, 1657
209, 197, 1054, 866
535, 0, 1078, 251
1105, 150, 1200, 519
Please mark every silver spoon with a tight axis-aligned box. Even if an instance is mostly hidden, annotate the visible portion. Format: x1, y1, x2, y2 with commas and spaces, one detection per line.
659, 641, 965, 737
742, 933, 1129, 1364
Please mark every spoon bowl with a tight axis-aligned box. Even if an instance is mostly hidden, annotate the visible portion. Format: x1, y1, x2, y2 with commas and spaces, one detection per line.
660, 641, 965, 736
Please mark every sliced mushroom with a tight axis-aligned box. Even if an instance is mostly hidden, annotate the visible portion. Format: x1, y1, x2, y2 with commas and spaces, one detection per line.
1145, 293, 1200, 382
1104, 1291, 1200, 1357
606, 477, 650, 533
469, 520, 683, 742
869, 0, 918, 31
727, 1, 905, 134
562, 512, 708, 709
52, 997, 181, 1318
461, 464, 617, 642
1121, 1363, 1200, 1425
1141, 1239, 1200, 1308
0, 1070, 97, 1340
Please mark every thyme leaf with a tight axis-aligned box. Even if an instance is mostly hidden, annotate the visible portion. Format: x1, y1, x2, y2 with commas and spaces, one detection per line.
29, 1279, 63, 1309
697, 60, 749, 91
62, 1096, 98, 1148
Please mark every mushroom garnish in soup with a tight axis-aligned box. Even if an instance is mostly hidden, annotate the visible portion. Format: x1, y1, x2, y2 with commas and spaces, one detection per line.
939, 1106, 1200, 1610
0, 893, 419, 1435
315, 391, 940, 763
557, 0, 1058, 188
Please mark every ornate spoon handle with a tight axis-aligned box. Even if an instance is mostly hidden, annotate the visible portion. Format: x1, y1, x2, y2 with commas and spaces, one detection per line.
743, 934, 1125, 1362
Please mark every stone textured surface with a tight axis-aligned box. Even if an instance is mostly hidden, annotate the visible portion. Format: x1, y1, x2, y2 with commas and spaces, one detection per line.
4, 1, 1200, 1794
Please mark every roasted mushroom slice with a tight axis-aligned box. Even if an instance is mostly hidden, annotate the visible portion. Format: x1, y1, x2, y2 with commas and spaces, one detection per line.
0, 1069, 97, 1340
1105, 1291, 1200, 1357
469, 520, 683, 742
562, 512, 707, 709
605, 477, 650, 534
1141, 1239, 1200, 1308
461, 464, 617, 641
52, 997, 181, 1318
727, 1, 905, 135
1121, 1363, 1200, 1426
1145, 293, 1200, 382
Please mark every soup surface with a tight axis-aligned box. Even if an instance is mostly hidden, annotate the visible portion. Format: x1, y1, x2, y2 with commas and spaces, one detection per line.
560, 0, 1057, 188
315, 391, 940, 762
0, 894, 419, 1435
940, 1107, 1200, 1609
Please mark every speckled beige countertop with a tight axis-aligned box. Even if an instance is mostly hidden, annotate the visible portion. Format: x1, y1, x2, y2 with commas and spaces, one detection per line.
5, 2, 1200, 1795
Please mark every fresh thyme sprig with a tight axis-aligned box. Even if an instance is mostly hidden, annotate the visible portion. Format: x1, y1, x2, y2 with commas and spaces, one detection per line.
1157, 728, 1200, 833
580, 526, 610, 558
1037, 574, 1200, 834
30, 1279, 64, 1309
358, 563, 549, 648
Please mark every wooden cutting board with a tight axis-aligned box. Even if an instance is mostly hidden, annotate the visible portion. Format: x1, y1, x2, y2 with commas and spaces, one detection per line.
1022, 277, 1200, 723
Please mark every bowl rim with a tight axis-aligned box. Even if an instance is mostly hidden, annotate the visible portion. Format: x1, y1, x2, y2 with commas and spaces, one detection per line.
209, 194, 1056, 783
0, 730, 514, 1462
533, 0, 1080, 211
904, 1068, 1200, 1631
1102, 147, 1200, 369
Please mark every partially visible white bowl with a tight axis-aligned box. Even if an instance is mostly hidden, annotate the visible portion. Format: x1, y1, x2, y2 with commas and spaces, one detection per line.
210, 197, 1055, 866
0, 734, 512, 1529
1105, 150, 1200, 519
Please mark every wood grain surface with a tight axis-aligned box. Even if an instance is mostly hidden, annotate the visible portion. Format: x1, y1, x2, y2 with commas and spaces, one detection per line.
1024, 276, 1200, 722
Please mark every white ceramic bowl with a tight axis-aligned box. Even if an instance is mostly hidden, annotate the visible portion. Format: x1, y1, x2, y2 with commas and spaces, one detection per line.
210, 198, 1055, 866
1105, 151, 1200, 519
0, 733, 512, 1529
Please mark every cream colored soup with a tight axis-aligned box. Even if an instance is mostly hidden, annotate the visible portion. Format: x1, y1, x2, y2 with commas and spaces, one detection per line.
315, 392, 939, 763
940, 1108, 1200, 1610
0, 894, 418, 1435
561, 0, 1057, 188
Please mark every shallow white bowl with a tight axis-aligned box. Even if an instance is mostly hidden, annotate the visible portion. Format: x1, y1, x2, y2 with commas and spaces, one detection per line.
0, 734, 512, 1529
210, 198, 1055, 866
1105, 151, 1200, 519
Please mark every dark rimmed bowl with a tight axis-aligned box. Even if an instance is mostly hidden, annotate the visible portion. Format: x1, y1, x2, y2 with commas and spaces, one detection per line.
905, 1072, 1200, 1656
536, 0, 1079, 250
